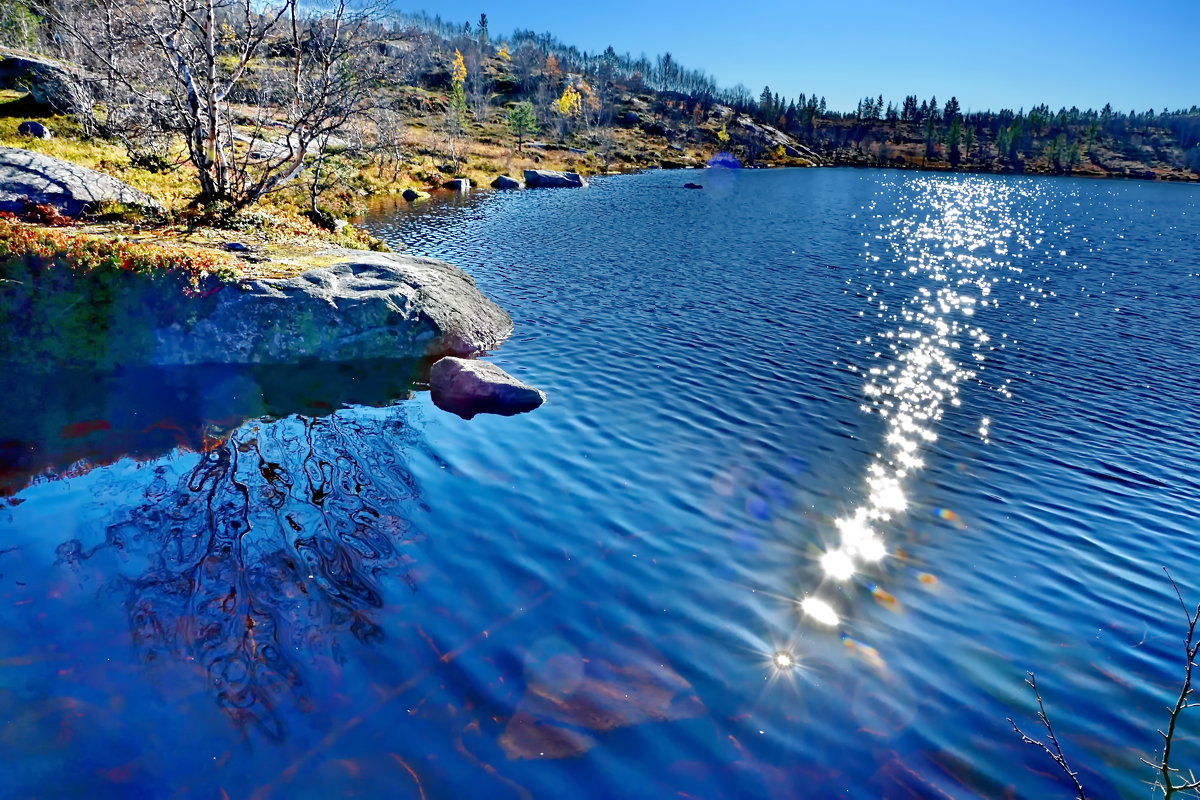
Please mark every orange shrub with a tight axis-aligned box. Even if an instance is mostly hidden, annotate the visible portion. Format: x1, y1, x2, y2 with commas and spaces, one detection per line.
0, 213, 240, 295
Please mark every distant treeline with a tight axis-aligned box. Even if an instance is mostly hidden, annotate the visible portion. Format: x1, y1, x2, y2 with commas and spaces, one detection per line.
393, 10, 1199, 175
3, 0, 1195, 178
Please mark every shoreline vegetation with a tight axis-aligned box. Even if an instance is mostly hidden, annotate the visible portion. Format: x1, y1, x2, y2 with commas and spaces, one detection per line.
0, 2, 1196, 301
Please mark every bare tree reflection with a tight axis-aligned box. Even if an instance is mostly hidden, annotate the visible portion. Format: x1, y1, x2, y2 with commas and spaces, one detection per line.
54, 408, 426, 741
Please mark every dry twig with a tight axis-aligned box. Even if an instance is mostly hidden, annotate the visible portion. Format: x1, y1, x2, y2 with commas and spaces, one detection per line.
1140, 568, 1200, 799
1008, 671, 1088, 800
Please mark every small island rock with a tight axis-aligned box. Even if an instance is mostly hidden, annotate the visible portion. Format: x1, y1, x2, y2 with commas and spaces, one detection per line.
523, 169, 588, 189
683, 182, 703, 189
17, 121, 51, 139
402, 188, 431, 201
429, 357, 546, 419
491, 175, 524, 190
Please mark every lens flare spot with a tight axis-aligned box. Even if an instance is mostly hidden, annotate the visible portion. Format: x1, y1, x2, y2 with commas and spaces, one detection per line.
869, 584, 898, 606
842, 634, 887, 670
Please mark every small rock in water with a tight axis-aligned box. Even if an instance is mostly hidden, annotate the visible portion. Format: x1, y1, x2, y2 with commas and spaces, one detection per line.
443, 178, 471, 192
683, 182, 703, 189
402, 188, 431, 201
491, 175, 524, 190
223, 241, 250, 252
429, 356, 545, 419
17, 120, 51, 139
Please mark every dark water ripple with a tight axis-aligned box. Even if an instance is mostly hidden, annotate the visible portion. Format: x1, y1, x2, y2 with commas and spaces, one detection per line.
1, 168, 1198, 798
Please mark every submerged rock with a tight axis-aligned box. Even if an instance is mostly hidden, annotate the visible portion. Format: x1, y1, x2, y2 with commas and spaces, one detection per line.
491, 175, 524, 190
523, 169, 588, 189
0, 146, 163, 217
429, 356, 545, 418
17, 120, 51, 139
500, 639, 705, 760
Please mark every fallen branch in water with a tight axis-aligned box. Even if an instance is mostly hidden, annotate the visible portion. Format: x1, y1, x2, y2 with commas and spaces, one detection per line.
1012, 569, 1200, 799
1008, 671, 1088, 800
1141, 569, 1200, 799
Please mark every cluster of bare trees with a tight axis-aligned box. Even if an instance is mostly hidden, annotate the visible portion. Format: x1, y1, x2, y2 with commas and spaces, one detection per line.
41, 0, 392, 211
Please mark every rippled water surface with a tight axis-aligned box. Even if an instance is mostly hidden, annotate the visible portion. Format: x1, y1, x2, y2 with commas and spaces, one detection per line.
3, 168, 1199, 799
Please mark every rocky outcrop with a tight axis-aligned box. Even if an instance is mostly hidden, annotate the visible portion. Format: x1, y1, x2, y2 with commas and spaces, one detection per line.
429, 357, 545, 418
491, 175, 524, 190
402, 188, 431, 201
0, 51, 93, 115
523, 169, 588, 189
0, 250, 514, 370
17, 120, 51, 139
731, 115, 823, 165
0, 146, 163, 217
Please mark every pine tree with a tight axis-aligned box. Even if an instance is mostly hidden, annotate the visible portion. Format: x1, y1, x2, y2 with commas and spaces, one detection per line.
506, 101, 537, 152
759, 85, 774, 119
943, 96, 960, 126
948, 116, 963, 166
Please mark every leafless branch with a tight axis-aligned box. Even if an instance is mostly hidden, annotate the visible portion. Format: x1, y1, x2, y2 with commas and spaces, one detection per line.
1140, 568, 1200, 799
1008, 672, 1088, 800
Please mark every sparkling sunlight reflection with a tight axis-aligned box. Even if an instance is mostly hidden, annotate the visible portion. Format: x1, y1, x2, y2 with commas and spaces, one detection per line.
801, 177, 1046, 630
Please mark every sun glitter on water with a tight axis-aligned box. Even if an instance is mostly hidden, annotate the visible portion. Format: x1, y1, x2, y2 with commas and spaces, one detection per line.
801, 177, 1043, 629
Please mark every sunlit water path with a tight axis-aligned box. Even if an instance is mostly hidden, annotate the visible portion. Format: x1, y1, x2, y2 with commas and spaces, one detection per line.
1, 168, 1198, 799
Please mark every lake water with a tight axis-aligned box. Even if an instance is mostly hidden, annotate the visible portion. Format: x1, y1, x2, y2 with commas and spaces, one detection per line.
2, 167, 1199, 799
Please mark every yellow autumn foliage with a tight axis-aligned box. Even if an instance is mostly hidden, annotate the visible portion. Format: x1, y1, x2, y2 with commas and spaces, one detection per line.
452, 49, 467, 87
556, 85, 582, 117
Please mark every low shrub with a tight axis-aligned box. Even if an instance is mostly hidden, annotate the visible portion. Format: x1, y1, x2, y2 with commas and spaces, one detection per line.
0, 213, 240, 294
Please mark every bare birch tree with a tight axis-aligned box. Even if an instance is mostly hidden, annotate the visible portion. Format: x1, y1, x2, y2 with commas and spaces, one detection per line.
45, 0, 387, 209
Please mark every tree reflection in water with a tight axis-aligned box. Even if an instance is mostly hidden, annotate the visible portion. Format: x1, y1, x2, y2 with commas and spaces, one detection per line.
53, 407, 426, 742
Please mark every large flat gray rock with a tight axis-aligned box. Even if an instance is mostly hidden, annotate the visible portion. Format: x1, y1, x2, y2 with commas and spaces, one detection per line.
0, 249, 514, 370
152, 251, 514, 365
0, 51, 92, 114
0, 146, 164, 217
523, 169, 588, 188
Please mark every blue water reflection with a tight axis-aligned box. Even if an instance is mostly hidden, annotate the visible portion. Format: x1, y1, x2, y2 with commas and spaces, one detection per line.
2, 168, 1198, 798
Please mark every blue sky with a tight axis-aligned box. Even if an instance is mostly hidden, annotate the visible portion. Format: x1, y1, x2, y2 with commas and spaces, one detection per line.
397, 0, 1199, 114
